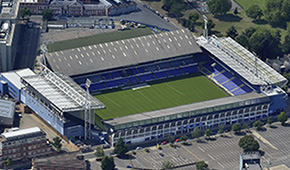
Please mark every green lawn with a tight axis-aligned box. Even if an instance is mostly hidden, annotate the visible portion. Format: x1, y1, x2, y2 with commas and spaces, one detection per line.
95, 75, 228, 120
234, 0, 267, 10
47, 27, 153, 52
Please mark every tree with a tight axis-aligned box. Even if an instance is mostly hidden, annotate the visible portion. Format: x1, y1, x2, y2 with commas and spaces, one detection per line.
278, 111, 287, 125
243, 123, 250, 131
253, 120, 264, 130
189, 12, 199, 24
205, 129, 212, 139
52, 136, 62, 152
192, 127, 202, 139
95, 146, 105, 158
207, 0, 232, 15
162, 0, 186, 18
218, 124, 225, 134
226, 26, 238, 39
239, 135, 260, 152
267, 116, 274, 126
5, 158, 12, 167
113, 138, 128, 157
282, 35, 290, 53
232, 123, 242, 133
20, 7, 31, 20
246, 5, 263, 20
41, 9, 53, 21
196, 161, 208, 170
168, 136, 175, 144
180, 135, 188, 142
248, 28, 281, 60
264, 0, 290, 27
161, 161, 174, 170
101, 156, 115, 170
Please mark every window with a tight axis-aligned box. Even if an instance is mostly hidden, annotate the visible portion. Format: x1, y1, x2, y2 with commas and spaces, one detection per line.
182, 112, 189, 118
170, 114, 177, 120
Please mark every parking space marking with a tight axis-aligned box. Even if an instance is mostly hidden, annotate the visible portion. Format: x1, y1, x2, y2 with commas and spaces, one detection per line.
180, 145, 200, 161
218, 162, 225, 168
198, 146, 205, 152
207, 154, 215, 160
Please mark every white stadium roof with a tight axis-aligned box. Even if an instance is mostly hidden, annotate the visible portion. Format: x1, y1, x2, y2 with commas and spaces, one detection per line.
196, 36, 288, 87
21, 65, 105, 112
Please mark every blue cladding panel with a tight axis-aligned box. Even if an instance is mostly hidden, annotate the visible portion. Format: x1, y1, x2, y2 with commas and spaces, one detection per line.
0, 76, 21, 102
21, 90, 65, 135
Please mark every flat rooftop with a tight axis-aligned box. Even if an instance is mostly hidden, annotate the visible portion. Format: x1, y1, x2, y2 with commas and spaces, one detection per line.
33, 151, 86, 169
104, 92, 268, 127
0, 99, 15, 118
1, 68, 35, 89
1, 127, 42, 140
46, 29, 202, 76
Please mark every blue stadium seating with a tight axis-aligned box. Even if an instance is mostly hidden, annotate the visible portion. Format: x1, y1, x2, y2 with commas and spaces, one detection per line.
183, 57, 195, 65
241, 85, 253, 93
147, 65, 158, 72
124, 69, 134, 76
90, 82, 106, 91
110, 71, 121, 78
158, 62, 171, 70
181, 65, 198, 74
232, 78, 243, 86
118, 78, 130, 86
102, 73, 112, 80
168, 68, 183, 76
105, 80, 121, 88
170, 60, 183, 67
232, 88, 247, 95
74, 77, 87, 84
137, 66, 146, 73
154, 71, 168, 79
128, 77, 139, 84
132, 68, 139, 75
203, 62, 215, 72
88, 75, 102, 82
213, 74, 228, 83
138, 73, 156, 82
223, 81, 239, 91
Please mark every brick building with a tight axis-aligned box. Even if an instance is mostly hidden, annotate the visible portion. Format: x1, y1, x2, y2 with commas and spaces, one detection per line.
0, 127, 55, 168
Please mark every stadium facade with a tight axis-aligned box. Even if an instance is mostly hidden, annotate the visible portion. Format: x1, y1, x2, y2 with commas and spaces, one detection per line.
1, 29, 287, 146
0, 67, 105, 138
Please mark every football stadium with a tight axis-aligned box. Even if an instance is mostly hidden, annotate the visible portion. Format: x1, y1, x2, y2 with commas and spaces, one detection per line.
42, 29, 288, 146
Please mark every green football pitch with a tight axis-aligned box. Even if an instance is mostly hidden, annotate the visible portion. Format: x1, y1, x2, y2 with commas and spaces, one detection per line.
95, 75, 229, 121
